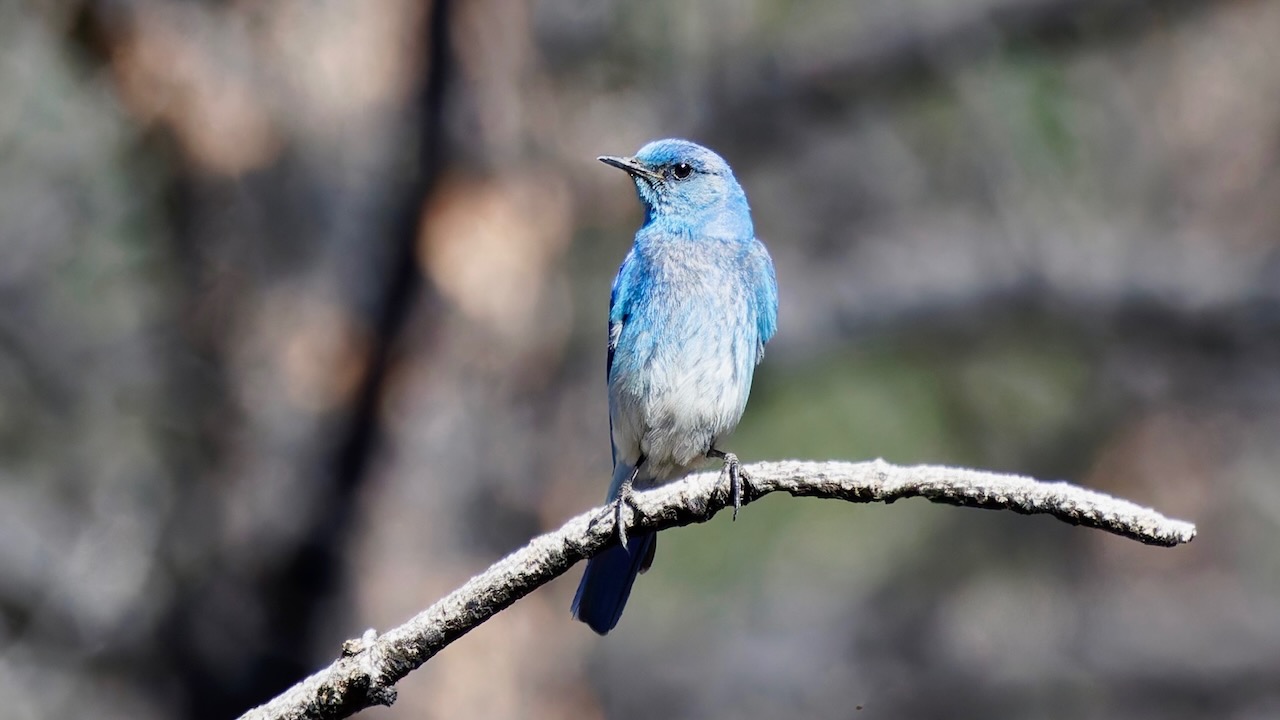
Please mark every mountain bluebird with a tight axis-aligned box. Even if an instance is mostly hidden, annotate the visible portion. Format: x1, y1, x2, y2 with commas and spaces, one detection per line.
571, 138, 778, 635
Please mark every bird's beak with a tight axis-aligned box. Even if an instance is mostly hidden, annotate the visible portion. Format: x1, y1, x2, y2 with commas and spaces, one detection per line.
598, 155, 662, 183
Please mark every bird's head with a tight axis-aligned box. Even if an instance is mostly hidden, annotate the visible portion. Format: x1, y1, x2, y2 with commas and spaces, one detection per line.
599, 139, 750, 230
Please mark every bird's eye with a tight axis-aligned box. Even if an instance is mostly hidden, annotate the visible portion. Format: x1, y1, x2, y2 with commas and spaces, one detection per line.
672, 163, 693, 180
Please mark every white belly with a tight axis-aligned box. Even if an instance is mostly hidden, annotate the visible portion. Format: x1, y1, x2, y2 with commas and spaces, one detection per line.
610, 324, 755, 483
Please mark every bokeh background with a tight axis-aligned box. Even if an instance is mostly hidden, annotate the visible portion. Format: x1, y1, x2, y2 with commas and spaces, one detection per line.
2, 0, 1278, 718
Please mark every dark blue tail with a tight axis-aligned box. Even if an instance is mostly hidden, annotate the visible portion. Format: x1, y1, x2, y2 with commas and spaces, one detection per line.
571, 532, 656, 635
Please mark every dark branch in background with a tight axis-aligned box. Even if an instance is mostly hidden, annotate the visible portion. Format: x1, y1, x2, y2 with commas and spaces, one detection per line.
236, 459, 1195, 720
329, 0, 450, 513
66, 0, 456, 715
234, 0, 454, 713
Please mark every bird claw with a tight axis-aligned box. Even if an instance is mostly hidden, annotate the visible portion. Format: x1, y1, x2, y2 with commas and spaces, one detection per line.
612, 483, 637, 548
723, 452, 745, 521
709, 448, 746, 520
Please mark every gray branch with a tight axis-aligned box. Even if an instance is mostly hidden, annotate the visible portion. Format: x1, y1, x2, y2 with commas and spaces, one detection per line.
236, 459, 1196, 720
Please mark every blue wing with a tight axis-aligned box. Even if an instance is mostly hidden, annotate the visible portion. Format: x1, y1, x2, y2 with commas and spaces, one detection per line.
605, 250, 637, 466
577, 251, 654, 635
751, 239, 779, 362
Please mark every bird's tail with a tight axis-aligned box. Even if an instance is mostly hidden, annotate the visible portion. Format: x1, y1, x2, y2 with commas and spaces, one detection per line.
571, 461, 657, 634
571, 532, 656, 635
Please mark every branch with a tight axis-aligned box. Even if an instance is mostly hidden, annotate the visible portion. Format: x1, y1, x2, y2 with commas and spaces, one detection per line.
237, 459, 1196, 720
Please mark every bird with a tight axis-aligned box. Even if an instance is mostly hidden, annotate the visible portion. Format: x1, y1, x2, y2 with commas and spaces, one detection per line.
571, 138, 778, 635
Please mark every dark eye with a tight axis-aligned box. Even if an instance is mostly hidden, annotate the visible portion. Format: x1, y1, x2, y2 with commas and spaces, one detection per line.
672, 163, 693, 180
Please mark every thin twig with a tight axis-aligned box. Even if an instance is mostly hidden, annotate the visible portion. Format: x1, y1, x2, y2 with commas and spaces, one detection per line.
237, 458, 1196, 720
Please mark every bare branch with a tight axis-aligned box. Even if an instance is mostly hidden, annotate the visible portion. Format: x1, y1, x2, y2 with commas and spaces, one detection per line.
236, 459, 1196, 720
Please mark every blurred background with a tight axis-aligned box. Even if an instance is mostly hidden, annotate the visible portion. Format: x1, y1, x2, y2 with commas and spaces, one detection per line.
1, 0, 1277, 718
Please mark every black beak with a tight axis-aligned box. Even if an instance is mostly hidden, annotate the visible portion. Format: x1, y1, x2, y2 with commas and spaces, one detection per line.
598, 155, 662, 183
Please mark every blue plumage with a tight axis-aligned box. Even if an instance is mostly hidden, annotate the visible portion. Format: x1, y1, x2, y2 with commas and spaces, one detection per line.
572, 139, 778, 635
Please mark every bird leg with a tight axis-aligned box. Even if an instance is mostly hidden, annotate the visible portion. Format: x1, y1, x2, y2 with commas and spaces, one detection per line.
613, 460, 644, 548
707, 447, 745, 520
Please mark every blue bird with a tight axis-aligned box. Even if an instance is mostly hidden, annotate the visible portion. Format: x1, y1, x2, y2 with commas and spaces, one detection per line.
571, 138, 778, 635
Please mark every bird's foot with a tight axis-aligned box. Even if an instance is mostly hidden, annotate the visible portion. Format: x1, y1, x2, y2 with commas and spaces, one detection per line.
708, 448, 746, 520
612, 482, 638, 548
